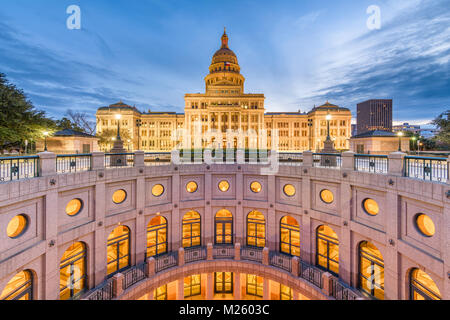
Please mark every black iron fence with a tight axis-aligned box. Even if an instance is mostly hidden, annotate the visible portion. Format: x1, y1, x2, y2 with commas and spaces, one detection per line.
299, 261, 323, 288
0, 156, 39, 182
404, 156, 448, 183
185, 246, 207, 263
86, 279, 114, 300
122, 263, 147, 290
105, 153, 134, 168
241, 246, 263, 263
213, 245, 235, 259
330, 276, 360, 300
355, 154, 388, 174
144, 152, 171, 166
278, 153, 303, 166
269, 252, 292, 272
56, 154, 92, 173
313, 153, 342, 169
155, 252, 178, 273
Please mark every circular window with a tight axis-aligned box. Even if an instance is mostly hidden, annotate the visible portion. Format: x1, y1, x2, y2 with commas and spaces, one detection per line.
320, 189, 334, 204
7, 215, 28, 238
218, 180, 230, 192
186, 181, 198, 193
66, 199, 83, 216
283, 184, 296, 197
363, 198, 379, 216
250, 181, 262, 193
416, 214, 435, 237
112, 189, 127, 204
152, 184, 165, 197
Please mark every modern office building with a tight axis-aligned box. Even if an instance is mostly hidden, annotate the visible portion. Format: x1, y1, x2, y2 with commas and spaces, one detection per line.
357, 99, 393, 134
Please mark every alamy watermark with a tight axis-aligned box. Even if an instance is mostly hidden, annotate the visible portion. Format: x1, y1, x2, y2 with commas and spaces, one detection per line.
367, 5, 381, 30
66, 5, 81, 30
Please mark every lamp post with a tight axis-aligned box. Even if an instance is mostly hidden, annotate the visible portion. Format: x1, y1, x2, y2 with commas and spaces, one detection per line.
127, 139, 131, 151
136, 119, 142, 151
411, 136, 417, 154
397, 131, 404, 152
307, 119, 313, 151
43, 131, 49, 152
326, 113, 332, 141
115, 114, 122, 141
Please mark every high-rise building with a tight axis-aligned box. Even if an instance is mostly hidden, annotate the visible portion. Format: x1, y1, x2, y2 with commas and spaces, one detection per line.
357, 99, 392, 134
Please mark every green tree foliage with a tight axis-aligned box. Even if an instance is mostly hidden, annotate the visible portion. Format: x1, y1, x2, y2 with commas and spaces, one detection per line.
97, 128, 131, 151
0, 73, 56, 153
431, 110, 450, 148
55, 117, 85, 132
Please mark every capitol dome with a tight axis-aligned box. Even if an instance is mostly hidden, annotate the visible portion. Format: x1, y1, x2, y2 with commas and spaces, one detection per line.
211, 29, 239, 66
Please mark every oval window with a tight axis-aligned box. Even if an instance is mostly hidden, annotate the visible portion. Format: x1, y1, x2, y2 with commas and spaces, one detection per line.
250, 181, 262, 193
66, 199, 83, 216
283, 184, 296, 197
416, 214, 435, 237
320, 189, 334, 204
218, 180, 230, 192
7, 215, 28, 238
112, 189, 127, 204
363, 198, 379, 216
152, 184, 164, 197
186, 181, 198, 193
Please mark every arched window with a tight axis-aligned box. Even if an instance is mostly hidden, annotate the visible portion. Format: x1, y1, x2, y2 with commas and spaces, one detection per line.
107, 226, 130, 277
359, 241, 384, 300
410, 269, 441, 300
60, 242, 87, 300
147, 216, 168, 258
316, 225, 339, 275
215, 209, 233, 245
182, 211, 201, 248
0, 270, 33, 300
247, 211, 265, 248
280, 216, 300, 256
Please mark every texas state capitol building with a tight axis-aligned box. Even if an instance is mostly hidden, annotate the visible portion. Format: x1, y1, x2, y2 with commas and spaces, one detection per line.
96, 30, 352, 152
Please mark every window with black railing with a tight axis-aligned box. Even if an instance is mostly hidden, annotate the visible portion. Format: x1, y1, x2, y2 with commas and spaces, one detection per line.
0, 156, 39, 182
56, 154, 92, 173
354, 154, 388, 174
404, 156, 448, 183
105, 153, 134, 168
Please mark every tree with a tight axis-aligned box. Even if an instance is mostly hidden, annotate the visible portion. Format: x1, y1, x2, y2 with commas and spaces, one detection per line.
55, 117, 85, 132
0, 73, 56, 153
431, 110, 450, 148
97, 128, 132, 151
65, 110, 96, 135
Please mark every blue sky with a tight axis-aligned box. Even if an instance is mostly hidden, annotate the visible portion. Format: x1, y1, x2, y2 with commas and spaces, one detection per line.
0, 0, 449, 127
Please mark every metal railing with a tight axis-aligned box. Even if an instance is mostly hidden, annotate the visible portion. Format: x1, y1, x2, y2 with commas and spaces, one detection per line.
213, 245, 235, 259
56, 154, 92, 173
144, 152, 171, 166
185, 246, 207, 263
155, 252, 178, 273
269, 252, 292, 272
404, 156, 448, 183
122, 263, 147, 290
313, 153, 342, 169
105, 153, 134, 168
299, 261, 323, 288
355, 154, 388, 174
330, 276, 360, 300
0, 156, 39, 182
85, 278, 114, 300
278, 153, 303, 166
241, 246, 263, 263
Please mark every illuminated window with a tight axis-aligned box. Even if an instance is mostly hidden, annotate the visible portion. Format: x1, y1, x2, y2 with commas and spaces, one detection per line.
215, 210, 233, 245
214, 272, 233, 294
152, 184, 164, 197
107, 226, 130, 277
363, 199, 379, 216
184, 275, 201, 298
147, 216, 168, 258
316, 225, 339, 275
415, 214, 435, 237
0, 270, 33, 300
250, 181, 262, 193
246, 274, 263, 298
112, 189, 127, 204
247, 211, 265, 248
186, 181, 198, 193
280, 216, 300, 257
182, 211, 201, 248
410, 269, 441, 300
283, 184, 296, 197
359, 241, 384, 300
280, 284, 293, 300
6, 214, 28, 239
66, 199, 83, 216
60, 242, 87, 300
154, 285, 167, 300
218, 180, 230, 192
320, 189, 334, 204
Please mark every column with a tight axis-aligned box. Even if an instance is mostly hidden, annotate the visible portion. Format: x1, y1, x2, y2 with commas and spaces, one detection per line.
263, 278, 270, 300
177, 278, 185, 300
206, 273, 214, 300
44, 189, 59, 299
234, 272, 241, 300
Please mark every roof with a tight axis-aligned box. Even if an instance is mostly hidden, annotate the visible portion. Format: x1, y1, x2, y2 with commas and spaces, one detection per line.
265, 112, 307, 116
309, 102, 351, 113
351, 130, 397, 139
98, 101, 141, 113
53, 129, 97, 138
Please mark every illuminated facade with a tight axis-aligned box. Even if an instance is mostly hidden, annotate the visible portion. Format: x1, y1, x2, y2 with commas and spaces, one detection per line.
96, 31, 352, 152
